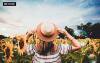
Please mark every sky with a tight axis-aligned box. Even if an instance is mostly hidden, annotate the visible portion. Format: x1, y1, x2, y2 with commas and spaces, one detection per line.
0, 0, 100, 36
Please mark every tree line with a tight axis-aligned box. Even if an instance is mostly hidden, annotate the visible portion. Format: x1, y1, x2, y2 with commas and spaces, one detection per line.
0, 22, 100, 39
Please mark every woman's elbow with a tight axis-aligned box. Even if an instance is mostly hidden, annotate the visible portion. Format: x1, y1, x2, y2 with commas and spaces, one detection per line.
72, 45, 81, 51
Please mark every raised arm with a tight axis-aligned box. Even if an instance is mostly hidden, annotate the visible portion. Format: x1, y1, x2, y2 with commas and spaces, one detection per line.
57, 28, 81, 51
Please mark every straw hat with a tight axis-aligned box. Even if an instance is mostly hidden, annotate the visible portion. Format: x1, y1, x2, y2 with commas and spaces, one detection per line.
36, 22, 58, 42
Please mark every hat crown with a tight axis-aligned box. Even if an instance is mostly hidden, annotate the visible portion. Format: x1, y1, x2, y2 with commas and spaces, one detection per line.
40, 22, 54, 36
36, 22, 57, 42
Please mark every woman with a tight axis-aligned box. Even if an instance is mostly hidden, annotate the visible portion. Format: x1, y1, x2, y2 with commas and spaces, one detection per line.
26, 22, 81, 63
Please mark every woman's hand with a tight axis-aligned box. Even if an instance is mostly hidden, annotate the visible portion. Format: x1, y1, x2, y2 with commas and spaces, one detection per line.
57, 27, 81, 51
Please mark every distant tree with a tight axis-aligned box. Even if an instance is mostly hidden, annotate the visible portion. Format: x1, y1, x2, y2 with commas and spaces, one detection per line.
0, 35, 7, 40
90, 23, 100, 38
65, 26, 74, 36
77, 22, 100, 38
58, 26, 75, 39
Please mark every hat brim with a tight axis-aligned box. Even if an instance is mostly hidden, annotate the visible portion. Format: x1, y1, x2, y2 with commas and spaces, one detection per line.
36, 23, 58, 42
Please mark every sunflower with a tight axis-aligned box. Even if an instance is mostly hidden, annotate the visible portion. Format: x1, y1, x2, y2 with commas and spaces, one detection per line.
54, 39, 60, 46
4, 42, 13, 63
17, 36, 26, 55
0, 39, 6, 50
28, 34, 35, 44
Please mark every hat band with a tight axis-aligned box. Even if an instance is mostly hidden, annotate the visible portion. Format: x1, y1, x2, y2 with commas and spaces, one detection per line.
40, 31, 54, 38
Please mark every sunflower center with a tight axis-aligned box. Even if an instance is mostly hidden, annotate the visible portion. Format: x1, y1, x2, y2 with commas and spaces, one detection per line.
5, 47, 10, 59
19, 40, 24, 49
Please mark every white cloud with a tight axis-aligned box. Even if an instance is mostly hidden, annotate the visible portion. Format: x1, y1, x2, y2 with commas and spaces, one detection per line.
0, 2, 93, 36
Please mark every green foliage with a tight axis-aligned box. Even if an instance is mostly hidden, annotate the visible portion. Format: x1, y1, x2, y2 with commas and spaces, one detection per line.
61, 39, 100, 63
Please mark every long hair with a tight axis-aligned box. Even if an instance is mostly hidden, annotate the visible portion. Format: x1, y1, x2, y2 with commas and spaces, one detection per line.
34, 33, 56, 55
36, 41, 55, 56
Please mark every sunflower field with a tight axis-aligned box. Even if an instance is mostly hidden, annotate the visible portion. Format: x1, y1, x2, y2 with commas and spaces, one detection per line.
0, 37, 100, 63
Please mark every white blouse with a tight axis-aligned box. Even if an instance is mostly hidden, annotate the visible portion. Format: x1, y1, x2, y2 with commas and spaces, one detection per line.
26, 44, 72, 63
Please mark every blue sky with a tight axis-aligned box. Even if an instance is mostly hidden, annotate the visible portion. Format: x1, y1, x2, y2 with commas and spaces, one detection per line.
0, 0, 100, 36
